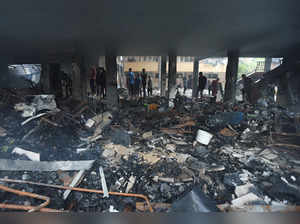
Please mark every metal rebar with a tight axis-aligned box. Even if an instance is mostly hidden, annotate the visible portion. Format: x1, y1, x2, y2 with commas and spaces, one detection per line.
0, 203, 63, 212
0, 184, 50, 212
0, 178, 154, 212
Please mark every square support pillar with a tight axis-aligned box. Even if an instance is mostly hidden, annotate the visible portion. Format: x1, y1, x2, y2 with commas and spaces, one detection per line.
105, 55, 119, 110
71, 61, 82, 101
160, 56, 167, 97
192, 57, 199, 98
264, 57, 272, 72
0, 62, 9, 88
224, 50, 239, 102
167, 55, 177, 100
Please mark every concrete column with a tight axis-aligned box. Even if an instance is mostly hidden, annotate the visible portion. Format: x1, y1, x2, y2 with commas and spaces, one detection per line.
192, 57, 199, 98
71, 60, 82, 101
160, 56, 167, 97
0, 62, 9, 88
264, 57, 272, 72
40, 64, 50, 93
105, 55, 119, 110
167, 55, 177, 99
224, 50, 239, 102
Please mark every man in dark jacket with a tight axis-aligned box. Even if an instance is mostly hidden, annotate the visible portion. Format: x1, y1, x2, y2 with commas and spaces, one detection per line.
197, 72, 207, 99
148, 76, 153, 96
141, 68, 147, 97
96, 67, 106, 98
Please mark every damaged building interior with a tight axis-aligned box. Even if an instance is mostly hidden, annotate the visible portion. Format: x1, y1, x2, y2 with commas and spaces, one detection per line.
0, 0, 300, 213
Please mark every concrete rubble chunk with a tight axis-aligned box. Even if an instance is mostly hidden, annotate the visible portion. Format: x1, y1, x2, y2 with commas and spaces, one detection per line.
14, 103, 36, 118
196, 129, 213, 145
0, 159, 95, 171
235, 183, 256, 198
142, 131, 152, 139
31, 95, 57, 111
0, 126, 7, 137
12, 147, 40, 161
14, 95, 57, 118
125, 176, 136, 193
231, 193, 264, 207
85, 119, 95, 128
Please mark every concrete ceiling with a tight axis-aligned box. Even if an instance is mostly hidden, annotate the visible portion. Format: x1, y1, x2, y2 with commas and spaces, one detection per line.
1, 0, 300, 62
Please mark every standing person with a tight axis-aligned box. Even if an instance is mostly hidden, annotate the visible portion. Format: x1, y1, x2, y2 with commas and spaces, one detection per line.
147, 76, 153, 96
187, 75, 192, 89
134, 73, 141, 98
65, 72, 72, 97
207, 80, 212, 96
211, 78, 220, 102
128, 68, 135, 98
141, 68, 147, 97
96, 67, 101, 96
197, 72, 207, 99
100, 68, 106, 98
61, 71, 72, 98
89, 66, 96, 96
242, 74, 253, 102
183, 76, 187, 95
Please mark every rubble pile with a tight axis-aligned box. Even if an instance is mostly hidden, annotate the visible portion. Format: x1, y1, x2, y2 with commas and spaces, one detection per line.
0, 88, 300, 212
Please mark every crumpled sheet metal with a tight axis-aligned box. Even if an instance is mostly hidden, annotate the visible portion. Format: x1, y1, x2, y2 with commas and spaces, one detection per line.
0, 159, 95, 171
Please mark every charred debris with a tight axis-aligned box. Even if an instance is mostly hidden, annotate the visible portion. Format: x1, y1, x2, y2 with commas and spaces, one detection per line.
0, 88, 300, 213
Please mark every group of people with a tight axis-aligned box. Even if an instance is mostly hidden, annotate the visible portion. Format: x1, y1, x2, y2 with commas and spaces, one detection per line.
127, 68, 152, 98
197, 72, 222, 99
89, 66, 106, 98
181, 72, 222, 100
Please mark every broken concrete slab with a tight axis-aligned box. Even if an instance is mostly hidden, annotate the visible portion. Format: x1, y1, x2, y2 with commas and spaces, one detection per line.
235, 183, 256, 198
231, 193, 264, 207
0, 159, 95, 171
14, 95, 58, 118
31, 95, 57, 112
12, 147, 40, 161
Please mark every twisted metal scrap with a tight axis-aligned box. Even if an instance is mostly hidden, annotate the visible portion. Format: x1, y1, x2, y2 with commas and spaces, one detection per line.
0, 178, 154, 212
0, 184, 50, 212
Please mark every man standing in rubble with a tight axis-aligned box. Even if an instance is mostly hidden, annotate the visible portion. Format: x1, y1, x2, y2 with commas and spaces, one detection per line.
89, 66, 97, 96
183, 76, 187, 95
134, 73, 141, 98
242, 74, 253, 102
141, 68, 147, 98
211, 78, 220, 102
97, 67, 106, 98
197, 72, 207, 99
127, 68, 135, 98
148, 76, 153, 96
